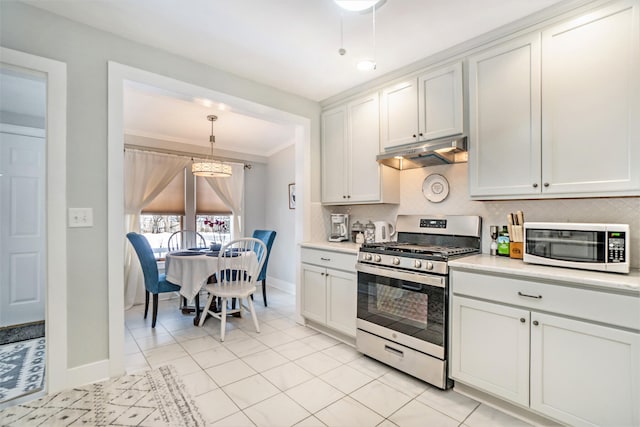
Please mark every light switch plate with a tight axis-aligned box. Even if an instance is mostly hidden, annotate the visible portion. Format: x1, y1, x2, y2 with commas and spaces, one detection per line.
68, 208, 93, 227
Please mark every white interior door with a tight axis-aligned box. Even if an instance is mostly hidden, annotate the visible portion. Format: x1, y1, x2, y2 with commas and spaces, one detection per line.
0, 130, 46, 327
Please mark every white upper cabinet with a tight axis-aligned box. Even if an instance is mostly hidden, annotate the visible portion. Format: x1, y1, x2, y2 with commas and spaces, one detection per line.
380, 62, 464, 151
469, 0, 640, 199
468, 34, 542, 197
322, 93, 399, 205
418, 62, 464, 141
541, 0, 640, 195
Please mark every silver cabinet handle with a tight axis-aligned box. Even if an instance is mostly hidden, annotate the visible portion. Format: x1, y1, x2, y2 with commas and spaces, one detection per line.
518, 291, 542, 299
320, 257, 331, 261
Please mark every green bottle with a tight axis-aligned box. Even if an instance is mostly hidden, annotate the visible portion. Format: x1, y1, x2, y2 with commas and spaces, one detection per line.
497, 226, 510, 257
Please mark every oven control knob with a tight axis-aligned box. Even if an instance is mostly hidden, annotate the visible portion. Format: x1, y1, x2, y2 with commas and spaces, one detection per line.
414, 260, 422, 268
364, 253, 372, 261
374, 255, 382, 262
392, 257, 400, 265
426, 262, 434, 271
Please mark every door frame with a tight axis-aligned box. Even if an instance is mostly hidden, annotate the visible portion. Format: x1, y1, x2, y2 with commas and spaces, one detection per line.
107, 62, 311, 377
0, 47, 68, 393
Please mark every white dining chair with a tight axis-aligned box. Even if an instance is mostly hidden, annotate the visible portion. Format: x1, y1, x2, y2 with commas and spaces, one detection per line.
197, 238, 267, 341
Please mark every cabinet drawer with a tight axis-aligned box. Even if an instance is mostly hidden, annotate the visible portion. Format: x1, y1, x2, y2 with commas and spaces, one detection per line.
301, 248, 356, 272
451, 269, 640, 330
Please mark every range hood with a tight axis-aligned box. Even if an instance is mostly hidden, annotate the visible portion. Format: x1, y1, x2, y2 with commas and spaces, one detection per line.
376, 135, 468, 170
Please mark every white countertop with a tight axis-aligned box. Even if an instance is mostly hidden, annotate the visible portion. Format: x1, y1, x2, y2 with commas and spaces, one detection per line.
449, 254, 640, 294
300, 241, 360, 255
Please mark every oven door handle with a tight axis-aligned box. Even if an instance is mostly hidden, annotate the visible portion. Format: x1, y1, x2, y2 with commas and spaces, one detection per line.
356, 263, 446, 288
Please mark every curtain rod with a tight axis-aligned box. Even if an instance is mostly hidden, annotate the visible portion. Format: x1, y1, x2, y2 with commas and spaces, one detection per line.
124, 144, 253, 169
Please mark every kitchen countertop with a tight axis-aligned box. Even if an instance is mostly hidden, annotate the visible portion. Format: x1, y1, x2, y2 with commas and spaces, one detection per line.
300, 241, 360, 255
449, 254, 640, 294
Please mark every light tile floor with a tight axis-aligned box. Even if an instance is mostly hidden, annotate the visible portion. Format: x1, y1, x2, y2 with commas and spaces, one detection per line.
124, 289, 533, 427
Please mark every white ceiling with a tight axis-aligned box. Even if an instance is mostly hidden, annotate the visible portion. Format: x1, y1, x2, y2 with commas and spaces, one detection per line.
18, 0, 566, 156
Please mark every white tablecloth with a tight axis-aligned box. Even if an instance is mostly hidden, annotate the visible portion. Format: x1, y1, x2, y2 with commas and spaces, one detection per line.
165, 252, 258, 301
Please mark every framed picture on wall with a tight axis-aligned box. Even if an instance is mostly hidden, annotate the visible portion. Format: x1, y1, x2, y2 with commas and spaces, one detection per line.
288, 183, 296, 209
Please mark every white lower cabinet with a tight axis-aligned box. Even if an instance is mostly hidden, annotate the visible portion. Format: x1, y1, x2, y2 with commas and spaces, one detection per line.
450, 269, 640, 426
301, 248, 357, 338
451, 297, 530, 407
530, 313, 639, 427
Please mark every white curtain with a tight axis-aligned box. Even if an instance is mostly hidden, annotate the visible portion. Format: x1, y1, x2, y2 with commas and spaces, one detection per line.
205, 163, 245, 239
123, 150, 190, 309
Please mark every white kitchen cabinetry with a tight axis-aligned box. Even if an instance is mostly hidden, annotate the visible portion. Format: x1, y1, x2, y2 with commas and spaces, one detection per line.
468, 0, 640, 199
450, 268, 640, 426
380, 62, 463, 150
301, 247, 357, 338
467, 34, 541, 197
451, 297, 530, 407
321, 93, 399, 204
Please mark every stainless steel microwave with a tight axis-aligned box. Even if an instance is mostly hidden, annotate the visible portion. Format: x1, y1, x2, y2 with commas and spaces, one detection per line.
523, 222, 630, 274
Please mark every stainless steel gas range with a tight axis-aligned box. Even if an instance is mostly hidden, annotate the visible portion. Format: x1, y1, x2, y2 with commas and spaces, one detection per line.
356, 215, 481, 389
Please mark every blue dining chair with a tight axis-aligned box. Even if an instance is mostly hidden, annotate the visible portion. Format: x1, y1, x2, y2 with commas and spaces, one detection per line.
251, 229, 277, 307
126, 232, 181, 328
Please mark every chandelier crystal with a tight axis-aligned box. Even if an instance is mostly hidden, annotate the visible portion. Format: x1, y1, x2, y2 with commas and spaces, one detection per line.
192, 115, 232, 178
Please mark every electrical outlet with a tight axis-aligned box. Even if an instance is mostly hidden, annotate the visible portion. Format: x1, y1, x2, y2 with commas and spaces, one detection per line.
68, 208, 93, 228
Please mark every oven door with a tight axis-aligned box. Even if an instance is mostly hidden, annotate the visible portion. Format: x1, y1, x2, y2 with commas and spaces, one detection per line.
356, 263, 447, 359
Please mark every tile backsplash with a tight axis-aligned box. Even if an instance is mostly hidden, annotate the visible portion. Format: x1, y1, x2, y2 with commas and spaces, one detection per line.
318, 163, 640, 269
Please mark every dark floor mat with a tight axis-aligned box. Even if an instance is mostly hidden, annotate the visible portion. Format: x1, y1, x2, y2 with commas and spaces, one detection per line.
0, 321, 45, 345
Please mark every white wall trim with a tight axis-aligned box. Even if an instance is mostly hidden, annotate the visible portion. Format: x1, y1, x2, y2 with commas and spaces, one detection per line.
0, 47, 68, 393
64, 359, 110, 389
266, 276, 295, 295
108, 61, 311, 377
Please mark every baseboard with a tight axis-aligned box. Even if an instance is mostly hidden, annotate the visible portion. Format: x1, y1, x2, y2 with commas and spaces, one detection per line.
266, 276, 295, 295
453, 382, 561, 427
62, 359, 110, 390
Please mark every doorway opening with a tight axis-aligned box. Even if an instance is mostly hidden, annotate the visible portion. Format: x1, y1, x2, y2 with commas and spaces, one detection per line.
0, 64, 47, 405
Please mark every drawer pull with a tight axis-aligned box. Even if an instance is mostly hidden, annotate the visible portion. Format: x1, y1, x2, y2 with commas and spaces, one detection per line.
518, 291, 542, 299
320, 257, 331, 261
533, 320, 539, 326
520, 318, 526, 323
384, 345, 404, 358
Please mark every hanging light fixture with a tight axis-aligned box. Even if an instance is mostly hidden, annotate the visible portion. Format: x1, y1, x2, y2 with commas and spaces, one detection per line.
356, 1, 377, 71
192, 115, 232, 178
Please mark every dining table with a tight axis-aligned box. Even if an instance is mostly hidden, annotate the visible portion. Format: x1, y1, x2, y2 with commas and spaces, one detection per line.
164, 249, 259, 324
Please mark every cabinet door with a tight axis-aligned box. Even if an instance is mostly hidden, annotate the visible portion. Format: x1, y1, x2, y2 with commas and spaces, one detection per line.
531, 312, 640, 427
451, 296, 530, 406
380, 79, 419, 149
468, 34, 542, 198
418, 62, 463, 141
301, 264, 327, 324
321, 106, 347, 203
348, 93, 381, 203
541, 0, 640, 196
325, 268, 357, 337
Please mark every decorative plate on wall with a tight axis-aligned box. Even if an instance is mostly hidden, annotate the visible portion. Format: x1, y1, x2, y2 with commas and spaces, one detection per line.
422, 173, 450, 203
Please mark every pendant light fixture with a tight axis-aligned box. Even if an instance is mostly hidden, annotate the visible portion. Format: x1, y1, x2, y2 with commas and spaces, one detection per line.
192, 115, 232, 178
356, 2, 377, 71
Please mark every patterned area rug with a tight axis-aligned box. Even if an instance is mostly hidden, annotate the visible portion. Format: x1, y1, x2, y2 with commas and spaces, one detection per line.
0, 365, 205, 426
0, 338, 46, 403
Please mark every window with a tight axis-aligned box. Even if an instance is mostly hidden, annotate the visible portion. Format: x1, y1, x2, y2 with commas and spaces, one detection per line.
139, 167, 232, 257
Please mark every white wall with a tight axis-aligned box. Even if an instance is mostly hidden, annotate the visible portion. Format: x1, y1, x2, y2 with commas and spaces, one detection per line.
0, 1, 320, 368
265, 144, 296, 289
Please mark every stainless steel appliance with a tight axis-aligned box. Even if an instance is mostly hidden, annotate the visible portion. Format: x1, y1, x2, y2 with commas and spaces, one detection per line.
329, 214, 349, 242
524, 222, 630, 274
376, 136, 467, 170
356, 215, 481, 389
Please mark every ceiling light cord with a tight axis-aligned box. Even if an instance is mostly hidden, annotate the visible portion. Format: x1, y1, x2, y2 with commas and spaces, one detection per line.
372, 4, 376, 66
339, 14, 346, 56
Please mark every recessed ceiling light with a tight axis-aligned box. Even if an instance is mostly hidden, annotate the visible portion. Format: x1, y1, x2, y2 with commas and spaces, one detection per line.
334, 0, 386, 13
